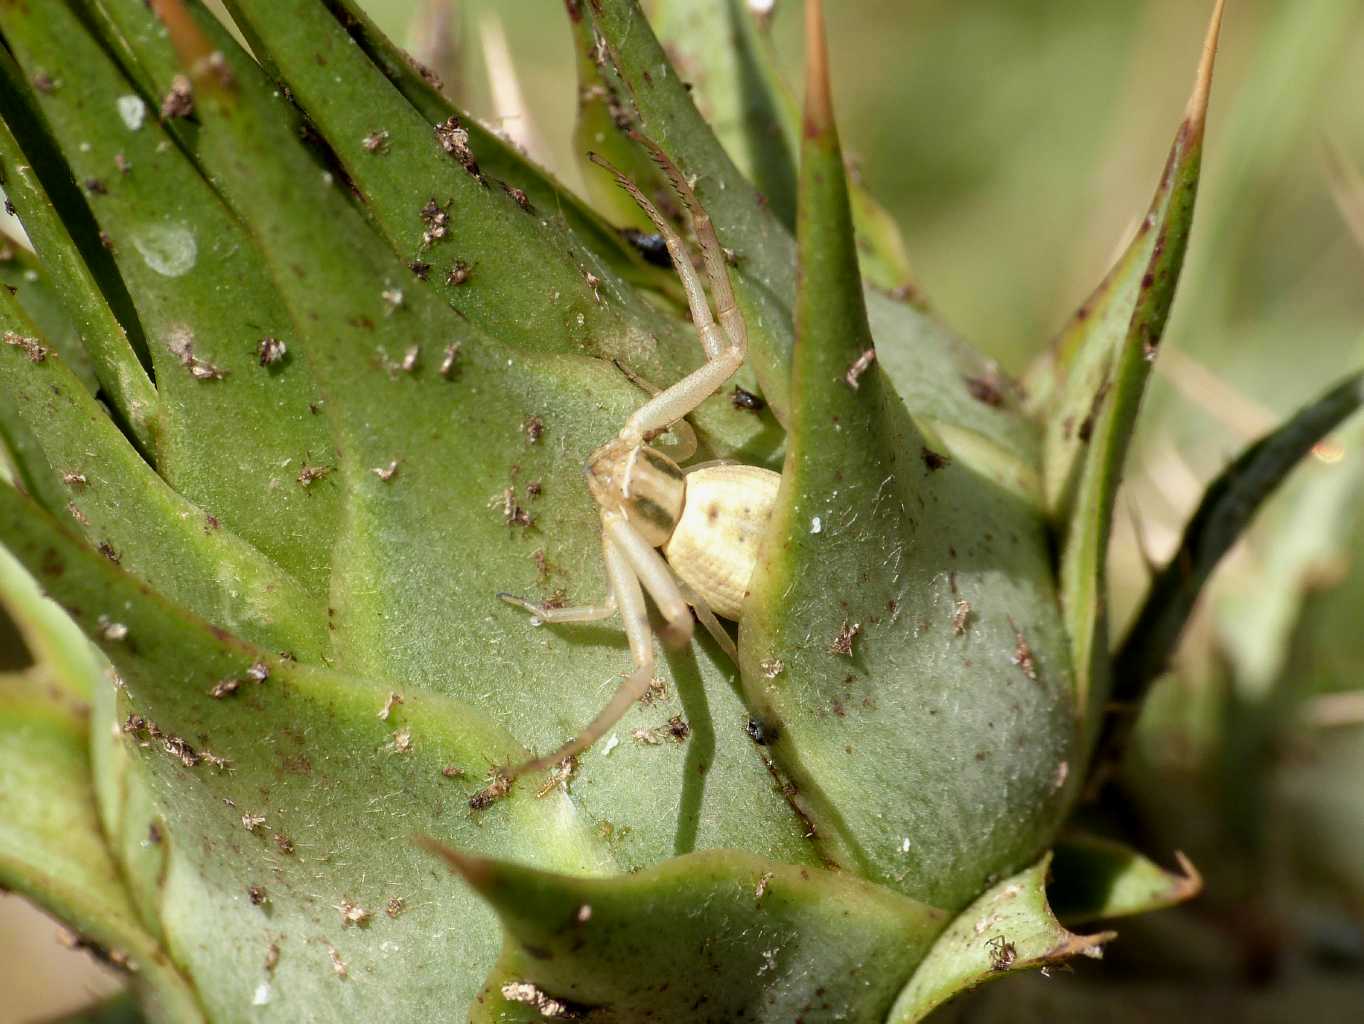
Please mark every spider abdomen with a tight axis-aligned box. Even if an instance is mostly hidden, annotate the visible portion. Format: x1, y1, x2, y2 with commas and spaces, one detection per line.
664, 464, 782, 620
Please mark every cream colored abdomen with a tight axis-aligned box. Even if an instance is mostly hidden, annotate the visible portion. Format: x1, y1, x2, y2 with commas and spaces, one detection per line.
663, 464, 781, 621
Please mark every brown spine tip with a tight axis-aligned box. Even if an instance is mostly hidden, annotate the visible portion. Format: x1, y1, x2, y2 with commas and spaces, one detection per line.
1185, 0, 1227, 133
149, 0, 232, 98
803, 0, 834, 139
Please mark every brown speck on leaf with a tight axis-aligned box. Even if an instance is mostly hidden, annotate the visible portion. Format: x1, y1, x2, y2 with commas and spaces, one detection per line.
257, 335, 286, 366
246, 661, 270, 683
446, 260, 472, 286
248, 884, 268, 906
32, 70, 55, 93
987, 934, 1017, 972
362, 129, 390, 154
526, 480, 542, 499
84, 178, 107, 196
632, 716, 691, 746
338, 899, 370, 927
390, 727, 414, 753
201, 751, 230, 770
434, 115, 483, 182
952, 599, 972, 636
273, 833, 295, 855
760, 657, 785, 679
536, 756, 578, 798
501, 487, 533, 528
407, 258, 431, 280
56, 929, 130, 971
469, 769, 513, 811
385, 897, 405, 918
242, 812, 266, 832
420, 197, 450, 244
168, 332, 227, 381
641, 678, 670, 705
378, 691, 404, 721
500, 982, 572, 1018
210, 677, 240, 699
97, 616, 128, 642
264, 942, 280, 973
439, 342, 462, 378
964, 374, 1005, 407
163, 735, 200, 768
204, 513, 220, 532
114, 152, 131, 174
524, 415, 545, 444
67, 501, 89, 526
1077, 380, 1112, 443
160, 74, 194, 119
326, 944, 348, 978
922, 447, 951, 471
1009, 619, 1038, 681
441, 764, 465, 779
372, 460, 400, 482
829, 620, 861, 657
4, 330, 49, 362
731, 386, 766, 412
297, 462, 331, 487
845, 347, 876, 390
503, 183, 533, 212
755, 871, 773, 902
949, 572, 971, 638
583, 270, 602, 304
96, 541, 121, 564
62, 471, 88, 490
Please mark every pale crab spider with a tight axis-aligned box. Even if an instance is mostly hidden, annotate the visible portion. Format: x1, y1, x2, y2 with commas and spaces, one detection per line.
499, 141, 781, 776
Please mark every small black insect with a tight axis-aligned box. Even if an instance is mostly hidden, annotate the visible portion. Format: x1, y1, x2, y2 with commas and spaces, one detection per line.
622, 228, 672, 269
731, 386, 766, 413
746, 718, 778, 746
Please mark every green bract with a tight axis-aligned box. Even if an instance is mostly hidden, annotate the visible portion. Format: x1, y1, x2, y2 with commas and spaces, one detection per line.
0, 1, 1358, 1021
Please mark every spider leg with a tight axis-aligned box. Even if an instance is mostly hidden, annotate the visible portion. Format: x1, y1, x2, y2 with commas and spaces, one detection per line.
590, 151, 746, 443
633, 133, 747, 359
497, 592, 617, 624
604, 513, 693, 648
675, 578, 738, 663
510, 517, 658, 777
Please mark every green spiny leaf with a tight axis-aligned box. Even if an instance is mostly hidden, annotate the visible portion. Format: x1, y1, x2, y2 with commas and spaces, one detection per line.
0, 290, 323, 655
318, 0, 667, 296
737, 1, 1074, 910
0, 0, 340, 586
1048, 834, 1201, 925
0, 480, 618, 1018
426, 842, 945, 1023
0, 550, 201, 1022
1035, 1, 1224, 736
0, 54, 157, 449
885, 854, 1114, 1023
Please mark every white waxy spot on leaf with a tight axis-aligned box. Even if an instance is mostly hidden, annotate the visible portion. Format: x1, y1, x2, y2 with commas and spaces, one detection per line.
810, 515, 823, 535
132, 222, 197, 277
116, 94, 146, 131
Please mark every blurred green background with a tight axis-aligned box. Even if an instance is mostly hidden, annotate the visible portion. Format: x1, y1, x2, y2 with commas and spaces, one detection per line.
7, 0, 1364, 1019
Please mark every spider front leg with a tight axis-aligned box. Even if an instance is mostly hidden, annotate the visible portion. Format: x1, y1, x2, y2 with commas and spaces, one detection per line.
589, 148, 748, 443
509, 512, 681, 777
